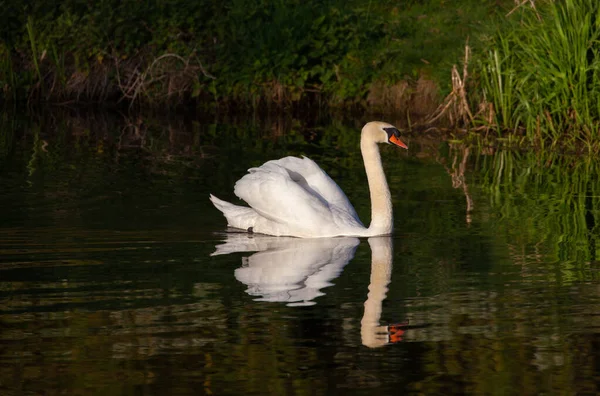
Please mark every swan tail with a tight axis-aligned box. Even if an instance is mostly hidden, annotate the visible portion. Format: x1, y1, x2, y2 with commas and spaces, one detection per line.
209, 194, 259, 230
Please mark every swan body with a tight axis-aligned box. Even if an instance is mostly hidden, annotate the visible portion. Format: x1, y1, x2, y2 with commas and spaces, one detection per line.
210, 121, 407, 238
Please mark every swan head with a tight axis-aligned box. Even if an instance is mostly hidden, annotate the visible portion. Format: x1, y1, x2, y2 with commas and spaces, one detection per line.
362, 121, 408, 149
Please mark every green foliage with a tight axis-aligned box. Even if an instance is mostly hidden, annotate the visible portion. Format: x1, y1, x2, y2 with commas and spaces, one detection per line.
475, 0, 600, 146
0, 0, 504, 107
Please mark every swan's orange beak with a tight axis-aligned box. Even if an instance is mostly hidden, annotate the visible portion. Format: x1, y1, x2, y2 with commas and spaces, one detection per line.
389, 135, 408, 149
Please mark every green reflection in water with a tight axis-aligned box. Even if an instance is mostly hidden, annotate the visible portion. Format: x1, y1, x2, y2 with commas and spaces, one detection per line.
472, 147, 600, 278
400, 145, 600, 395
0, 112, 598, 395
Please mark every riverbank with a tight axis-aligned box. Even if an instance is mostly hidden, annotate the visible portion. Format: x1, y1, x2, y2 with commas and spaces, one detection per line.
1, 1, 504, 112
3, 1, 600, 151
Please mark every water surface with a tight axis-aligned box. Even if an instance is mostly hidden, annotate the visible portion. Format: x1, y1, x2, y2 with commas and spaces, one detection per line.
1, 112, 599, 395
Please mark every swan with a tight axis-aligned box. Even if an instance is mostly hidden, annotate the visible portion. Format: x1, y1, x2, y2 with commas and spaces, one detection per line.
210, 121, 408, 238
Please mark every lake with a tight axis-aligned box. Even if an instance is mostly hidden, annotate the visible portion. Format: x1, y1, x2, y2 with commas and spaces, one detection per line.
1, 110, 599, 395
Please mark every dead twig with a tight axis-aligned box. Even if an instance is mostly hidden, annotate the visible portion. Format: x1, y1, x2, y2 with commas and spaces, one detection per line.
427, 43, 474, 126
506, 0, 541, 21
113, 52, 215, 107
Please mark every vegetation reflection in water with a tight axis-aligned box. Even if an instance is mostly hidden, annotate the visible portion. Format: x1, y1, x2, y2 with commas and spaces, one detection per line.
0, 111, 599, 395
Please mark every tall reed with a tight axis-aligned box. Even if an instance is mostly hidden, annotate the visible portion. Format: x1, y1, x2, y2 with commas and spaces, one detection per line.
25, 16, 42, 89
476, 0, 600, 148
0, 45, 16, 101
479, 35, 519, 133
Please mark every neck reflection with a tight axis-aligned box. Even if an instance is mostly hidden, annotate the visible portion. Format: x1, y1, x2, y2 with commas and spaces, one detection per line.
361, 237, 406, 348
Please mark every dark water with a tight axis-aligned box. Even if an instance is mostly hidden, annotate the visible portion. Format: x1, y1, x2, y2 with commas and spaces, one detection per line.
1, 112, 599, 395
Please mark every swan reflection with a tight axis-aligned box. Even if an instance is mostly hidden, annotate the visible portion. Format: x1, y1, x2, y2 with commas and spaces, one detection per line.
213, 234, 359, 306
213, 233, 406, 346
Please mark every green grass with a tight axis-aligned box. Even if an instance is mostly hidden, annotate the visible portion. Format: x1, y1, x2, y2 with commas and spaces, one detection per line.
25, 16, 42, 89
473, 0, 600, 148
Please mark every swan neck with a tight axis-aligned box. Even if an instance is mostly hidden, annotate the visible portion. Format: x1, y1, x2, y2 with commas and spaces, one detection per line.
361, 135, 393, 236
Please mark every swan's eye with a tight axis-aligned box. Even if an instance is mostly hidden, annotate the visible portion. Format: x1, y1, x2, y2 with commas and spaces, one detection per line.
383, 127, 400, 140
383, 127, 408, 149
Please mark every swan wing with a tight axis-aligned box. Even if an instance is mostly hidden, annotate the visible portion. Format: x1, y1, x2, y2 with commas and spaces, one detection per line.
265, 156, 362, 222
234, 161, 335, 231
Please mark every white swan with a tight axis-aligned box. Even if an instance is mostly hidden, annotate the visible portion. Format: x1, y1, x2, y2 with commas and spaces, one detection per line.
210, 121, 408, 238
